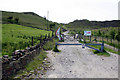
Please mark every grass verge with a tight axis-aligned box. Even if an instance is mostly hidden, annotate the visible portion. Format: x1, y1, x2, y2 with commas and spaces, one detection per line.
79, 41, 110, 57
93, 48, 110, 57
104, 47, 118, 54
42, 38, 60, 52
80, 40, 119, 55
99, 41, 120, 49
43, 38, 59, 50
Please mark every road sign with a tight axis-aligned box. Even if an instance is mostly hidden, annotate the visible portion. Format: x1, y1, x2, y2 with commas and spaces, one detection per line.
84, 31, 91, 36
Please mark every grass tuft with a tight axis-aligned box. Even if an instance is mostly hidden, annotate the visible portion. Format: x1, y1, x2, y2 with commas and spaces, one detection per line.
53, 46, 60, 52
93, 48, 110, 57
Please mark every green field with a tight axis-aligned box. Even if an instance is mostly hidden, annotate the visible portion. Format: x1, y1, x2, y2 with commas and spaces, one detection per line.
2, 24, 52, 56
2, 11, 61, 31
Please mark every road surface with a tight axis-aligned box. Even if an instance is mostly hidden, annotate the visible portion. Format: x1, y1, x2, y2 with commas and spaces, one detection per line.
42, 31, 118, 78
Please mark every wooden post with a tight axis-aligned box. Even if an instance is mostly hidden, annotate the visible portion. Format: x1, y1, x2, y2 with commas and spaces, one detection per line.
40, 36, 42, 43
111, 38, 112, 43
52, 31, 54, 37
79, 34, 81, 41
48, 33, 50, 38
32, 36, 33, 46
102, 36, 103, 41
84, 36, 86, 42
107, 37, 108, 42
90, 36, 91, 42
74, 34, 75, 39
46, 34, 47, 39
28, 42, 29, 47
47, 34, 48, 39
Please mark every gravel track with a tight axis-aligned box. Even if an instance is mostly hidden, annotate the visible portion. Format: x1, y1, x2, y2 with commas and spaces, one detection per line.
42, 31, 118, 78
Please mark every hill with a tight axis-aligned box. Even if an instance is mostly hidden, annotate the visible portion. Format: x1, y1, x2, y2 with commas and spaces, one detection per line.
2, 11, 60, 31
66, 19, 120, 32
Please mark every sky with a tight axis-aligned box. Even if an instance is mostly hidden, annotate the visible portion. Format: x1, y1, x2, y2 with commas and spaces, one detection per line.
0, 0, 119, 23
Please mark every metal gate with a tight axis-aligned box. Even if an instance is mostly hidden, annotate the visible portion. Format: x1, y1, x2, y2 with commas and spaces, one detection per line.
55, 42, 104, 52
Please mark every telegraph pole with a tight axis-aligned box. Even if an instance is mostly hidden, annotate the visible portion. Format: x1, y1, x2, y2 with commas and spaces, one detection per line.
47, 11, 49, 30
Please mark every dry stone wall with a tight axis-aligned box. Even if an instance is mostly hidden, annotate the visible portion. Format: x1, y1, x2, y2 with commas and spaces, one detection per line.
2, 37, 54, 79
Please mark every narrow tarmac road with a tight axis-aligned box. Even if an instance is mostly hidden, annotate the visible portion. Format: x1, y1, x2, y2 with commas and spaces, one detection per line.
42, 31, 118, 78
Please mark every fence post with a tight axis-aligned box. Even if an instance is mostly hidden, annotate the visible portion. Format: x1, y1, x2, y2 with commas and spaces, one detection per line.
79, 34, 81, 41
110, 38, 112, 43
101, 41, 104, 52
55, 32, 57, 38
102, 36, 103, 41
52, 31, 54, 38
48, 33, 50, 38
84, 36, 86, 42
74, 34, 75, 39
90, 36, 91, 42
40, 35, 42, 43
46, 34, 48, 39
32, 36, 33, 46
45, 34, 47, 40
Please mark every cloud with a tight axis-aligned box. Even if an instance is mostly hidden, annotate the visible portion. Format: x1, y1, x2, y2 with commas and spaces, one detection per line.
0, 0, 119, 23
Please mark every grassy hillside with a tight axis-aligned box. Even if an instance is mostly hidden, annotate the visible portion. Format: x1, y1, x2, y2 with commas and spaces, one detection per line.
2, 24, 52, 56
2, 11, 60, 31
66, 19, 120, 33
92, 27, 119, 36
1, 11, 67, 57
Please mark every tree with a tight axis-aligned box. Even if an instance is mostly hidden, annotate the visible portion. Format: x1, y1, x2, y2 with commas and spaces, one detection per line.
105, 35, 108, 41
109, 30, 115, 43
44, 16, 46, 20
7, 16, 13, 20
7, 16, 13, 23
110, 30, 115, 39
115, 31, 120, 41
98, 30, 101, 36
49, 24, 53, 29
49, 23, 55, 30
15, 18, 19, 24
102, 32, 105, 37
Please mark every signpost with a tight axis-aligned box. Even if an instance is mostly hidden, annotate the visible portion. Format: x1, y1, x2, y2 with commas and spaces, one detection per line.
84, 31, 91, 42
84, 31, 91, 36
